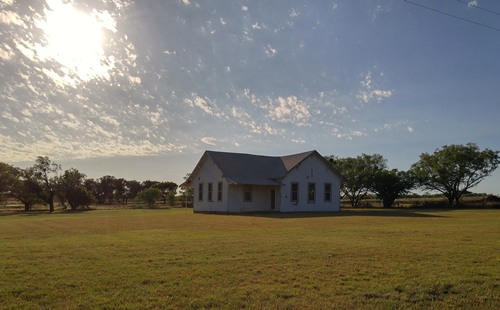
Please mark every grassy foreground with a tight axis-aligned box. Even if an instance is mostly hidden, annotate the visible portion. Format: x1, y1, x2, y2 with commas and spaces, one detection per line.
0, 208, 499, 309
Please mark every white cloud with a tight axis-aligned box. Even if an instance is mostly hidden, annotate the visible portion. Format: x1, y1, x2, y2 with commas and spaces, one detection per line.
0, 10, 25, 26
2, 111, 19, 123
150, 112, 162, 126
468, 1, 478, 8
264, 44, 278, 57
357, 71, 393, 103
99, 115, 120, 126
242, 6, 248, 11
184, 93, 224, 118
291, 138, 305, 144
128, 76, 141, 84
201, 136, 217, 145
289, 8, 299, 18
0, 43, 14, 60
267, 96, 310, 126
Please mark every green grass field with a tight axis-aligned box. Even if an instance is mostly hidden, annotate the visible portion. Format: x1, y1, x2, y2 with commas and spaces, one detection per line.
1, 208, 499, 309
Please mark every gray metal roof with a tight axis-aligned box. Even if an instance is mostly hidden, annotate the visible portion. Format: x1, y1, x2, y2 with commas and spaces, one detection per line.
182, 150, 337, 188
204, 150, 315, 185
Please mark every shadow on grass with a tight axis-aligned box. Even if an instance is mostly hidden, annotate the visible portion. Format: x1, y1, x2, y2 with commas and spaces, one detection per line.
0, 208, 96, 217
238, 208, 449, 219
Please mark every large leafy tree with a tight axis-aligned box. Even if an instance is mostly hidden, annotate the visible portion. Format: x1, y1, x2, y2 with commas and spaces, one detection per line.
84, 178, 104, 204
155, 181, 178, 205
31, 156, 62, 212
410, 143, 500, 206
9, 168, 41, 211
371, 169, 414, 208
98, 175, 117, 204
125, 180, 142, 203
2, 163, 46, 210
60, 168, 94, 210
142, 180, 159, 190
327, 154, 387, 207
0, 162, 17, 195
113, 178, 127, 204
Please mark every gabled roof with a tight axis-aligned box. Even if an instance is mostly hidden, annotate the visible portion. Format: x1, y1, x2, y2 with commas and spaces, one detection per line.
184, 150, 331, 187
205, 151, 287, 185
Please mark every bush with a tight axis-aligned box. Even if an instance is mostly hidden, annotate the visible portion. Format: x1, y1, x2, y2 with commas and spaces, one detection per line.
66, 187, 94, 210
135, 187, 162, 208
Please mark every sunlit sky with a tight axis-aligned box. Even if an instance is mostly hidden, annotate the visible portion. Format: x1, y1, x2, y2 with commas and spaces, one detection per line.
1, 0, 499, 194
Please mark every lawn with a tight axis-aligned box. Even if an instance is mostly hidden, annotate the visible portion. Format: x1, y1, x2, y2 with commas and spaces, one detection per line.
0, 208, 499, 309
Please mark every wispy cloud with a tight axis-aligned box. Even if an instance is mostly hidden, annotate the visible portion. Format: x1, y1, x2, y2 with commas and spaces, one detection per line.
201, 137, 217, 145
0, 0, 416, 165
357, 71, 393, 103
266, 96, 311, 126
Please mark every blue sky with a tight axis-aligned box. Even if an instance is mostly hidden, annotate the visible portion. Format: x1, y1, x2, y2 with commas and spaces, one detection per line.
1, 0, 499, 194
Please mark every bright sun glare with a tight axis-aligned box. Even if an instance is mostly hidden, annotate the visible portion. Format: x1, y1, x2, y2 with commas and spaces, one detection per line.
37, 0, 111, 82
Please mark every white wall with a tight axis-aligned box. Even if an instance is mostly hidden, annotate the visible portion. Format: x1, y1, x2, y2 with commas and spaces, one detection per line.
280, 155, 340, 212
227, 184, 281, 213
192, 158, 229, 213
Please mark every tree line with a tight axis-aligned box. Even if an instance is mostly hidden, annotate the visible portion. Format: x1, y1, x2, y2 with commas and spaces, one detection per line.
1, 143, 498, 211
0, 156, 179, 212
326, 143, 499, 208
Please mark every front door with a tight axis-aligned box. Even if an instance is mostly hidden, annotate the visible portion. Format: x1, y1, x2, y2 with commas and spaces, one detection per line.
270, 189, 276, 210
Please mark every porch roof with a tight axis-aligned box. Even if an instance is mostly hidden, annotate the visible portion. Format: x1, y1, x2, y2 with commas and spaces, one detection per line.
225, 176, 283, 186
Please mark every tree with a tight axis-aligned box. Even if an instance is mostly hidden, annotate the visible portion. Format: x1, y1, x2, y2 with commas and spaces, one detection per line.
113, 178, 127, 204
60, 168, 94, 210
125, 180, 142, 203
135, 187, 162, 208
142, 180, 159, 190
327, 154, 386, 207
371, 169, 414, 208
410, 143, 500, 207
180, 173, 193, 208
9, 168, 41, 211
98, 175, 116, 204
84, 178, 105, 204
155, 181, 178, 205
1, 163, 40, 210
31, 156, 62, 212
0, 162, 17, 203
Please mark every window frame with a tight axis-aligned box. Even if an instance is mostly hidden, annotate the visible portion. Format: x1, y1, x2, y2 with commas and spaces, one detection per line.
243, 185, 252, 202
308, 182, 316, 204
290, 182, 299, 203
324, 183, 332, 202
217, 181, 223, 201
207, 182, 213, 202
198, 183, 203, 201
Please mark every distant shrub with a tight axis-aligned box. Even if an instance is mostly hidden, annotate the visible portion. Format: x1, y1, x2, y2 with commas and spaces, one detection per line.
135, 187, 162, 208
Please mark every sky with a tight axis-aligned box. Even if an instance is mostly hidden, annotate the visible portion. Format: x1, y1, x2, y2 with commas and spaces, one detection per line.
1, 0, 499, 194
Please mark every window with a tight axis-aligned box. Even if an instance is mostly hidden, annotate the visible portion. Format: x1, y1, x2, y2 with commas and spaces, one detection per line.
208, 183, 213, 201
217, 182, 223, 201
243, 185, 252, 202
291, 182, 299, 202
324, 183, 332, 202
198, 183, 203, 201
308, 183, 316, 203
